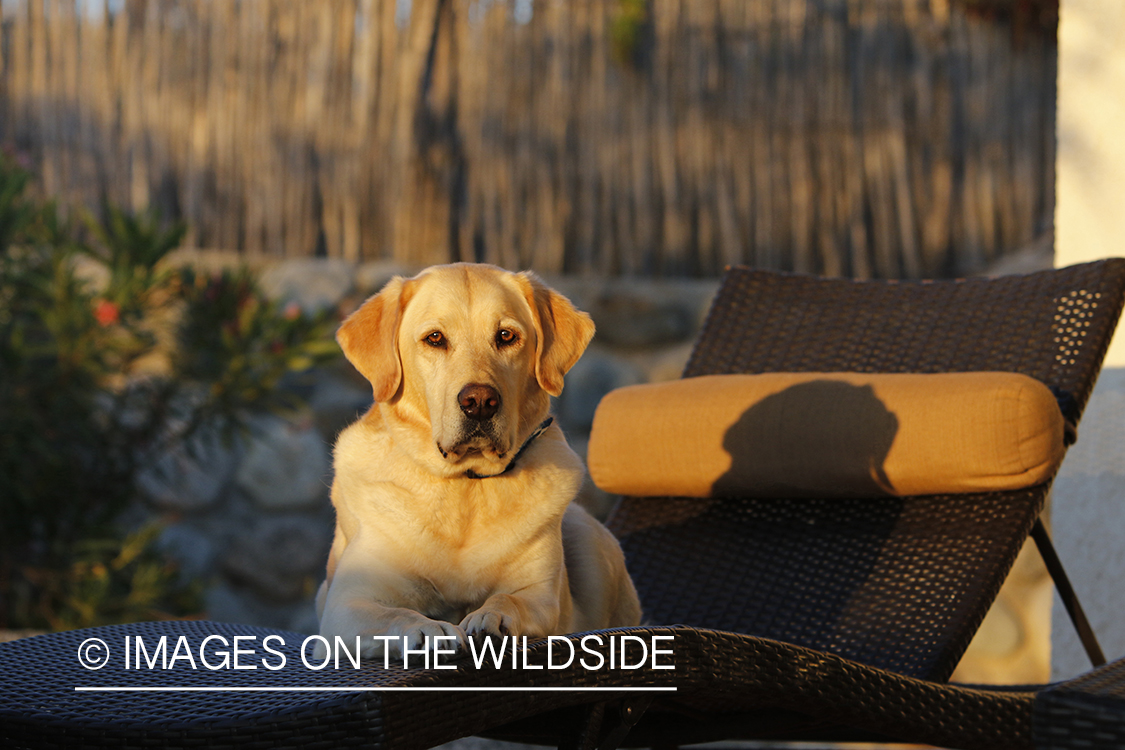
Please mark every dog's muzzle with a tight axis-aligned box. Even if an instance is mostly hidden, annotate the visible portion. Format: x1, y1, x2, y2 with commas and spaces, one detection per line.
458, 384, 501, 422
437, 384, 507, 462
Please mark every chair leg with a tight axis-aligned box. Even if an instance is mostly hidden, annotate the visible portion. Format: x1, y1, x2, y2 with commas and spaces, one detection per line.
558, 702, 607, 750
1031, 517, 1107, 668
597, 696, 653, 750
557, 696, 653, 750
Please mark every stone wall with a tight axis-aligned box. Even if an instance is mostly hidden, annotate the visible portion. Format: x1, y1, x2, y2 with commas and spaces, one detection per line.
138, 256, 719, 634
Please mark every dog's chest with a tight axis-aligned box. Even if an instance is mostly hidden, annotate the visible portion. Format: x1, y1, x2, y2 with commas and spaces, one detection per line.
416, 481, 553, 556
403, 480, 561, 585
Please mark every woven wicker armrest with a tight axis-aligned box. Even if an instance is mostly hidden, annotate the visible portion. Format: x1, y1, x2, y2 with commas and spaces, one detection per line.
1034, 657, 1125, 749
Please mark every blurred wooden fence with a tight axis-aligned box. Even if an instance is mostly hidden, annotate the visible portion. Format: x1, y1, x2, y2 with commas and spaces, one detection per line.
0, 0, 1055, 278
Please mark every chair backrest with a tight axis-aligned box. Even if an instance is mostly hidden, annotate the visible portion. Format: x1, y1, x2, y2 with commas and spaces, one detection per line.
607, 259, 1125, 682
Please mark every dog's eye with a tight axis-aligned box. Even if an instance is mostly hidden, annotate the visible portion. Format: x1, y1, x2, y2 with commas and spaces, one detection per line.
495, 329, 518, 348
425, 331, 447, 348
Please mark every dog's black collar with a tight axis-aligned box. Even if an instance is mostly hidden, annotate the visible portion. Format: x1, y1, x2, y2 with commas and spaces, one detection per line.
464, 418, 554, 479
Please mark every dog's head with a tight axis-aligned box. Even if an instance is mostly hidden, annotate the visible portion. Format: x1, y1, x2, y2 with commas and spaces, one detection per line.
337, 263, 594, 476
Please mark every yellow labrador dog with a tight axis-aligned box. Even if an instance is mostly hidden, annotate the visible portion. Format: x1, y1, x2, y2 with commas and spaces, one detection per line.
317, 263, 640, 660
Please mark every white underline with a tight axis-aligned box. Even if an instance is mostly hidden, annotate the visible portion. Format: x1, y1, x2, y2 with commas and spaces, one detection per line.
74, 686, 677, 693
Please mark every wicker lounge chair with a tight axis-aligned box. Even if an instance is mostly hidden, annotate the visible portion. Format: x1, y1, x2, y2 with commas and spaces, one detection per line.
3, 259, 1125, 750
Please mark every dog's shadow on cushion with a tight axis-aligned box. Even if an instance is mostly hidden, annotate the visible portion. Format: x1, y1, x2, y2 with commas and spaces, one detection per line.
712, 380, 899, 498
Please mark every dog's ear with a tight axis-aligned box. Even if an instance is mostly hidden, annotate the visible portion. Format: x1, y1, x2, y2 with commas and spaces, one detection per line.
337, 277, 412, 402
519, 272, 596, 397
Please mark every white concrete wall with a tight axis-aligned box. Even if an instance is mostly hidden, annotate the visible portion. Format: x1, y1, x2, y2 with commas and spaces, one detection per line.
1052, 0, 1125, 679
1051, 370, 1125, 679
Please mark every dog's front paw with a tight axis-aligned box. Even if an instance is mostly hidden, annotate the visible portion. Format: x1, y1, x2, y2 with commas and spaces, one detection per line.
312, 629, 396, 662
312, 637, 330, 662
460, 607, 519, 641
395, 618, 467, 659
318, 601, 466, 665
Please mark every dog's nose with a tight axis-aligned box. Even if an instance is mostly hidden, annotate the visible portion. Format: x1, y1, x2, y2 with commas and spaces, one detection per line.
458, 384, 501, 421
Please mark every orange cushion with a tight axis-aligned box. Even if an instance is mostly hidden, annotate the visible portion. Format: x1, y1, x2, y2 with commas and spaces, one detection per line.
587, 372, 1065, 498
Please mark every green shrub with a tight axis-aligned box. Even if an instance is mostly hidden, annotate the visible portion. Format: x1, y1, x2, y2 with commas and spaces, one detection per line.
609, 0, 649, 68
0, 150, 340, 630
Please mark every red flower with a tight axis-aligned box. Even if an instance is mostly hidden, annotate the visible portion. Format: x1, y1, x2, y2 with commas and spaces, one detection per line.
94, 299, 120, 326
